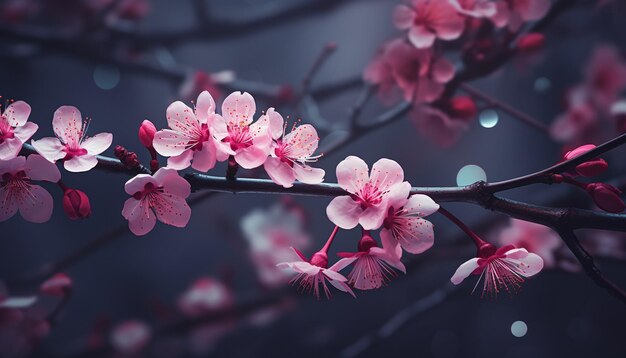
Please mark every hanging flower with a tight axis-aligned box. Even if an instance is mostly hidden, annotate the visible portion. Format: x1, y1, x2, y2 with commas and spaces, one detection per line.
0, 100, 38, 161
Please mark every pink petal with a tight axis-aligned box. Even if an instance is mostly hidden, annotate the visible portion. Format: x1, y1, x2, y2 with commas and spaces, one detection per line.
63, 155, 98, 172
515, 0, 550, 21
490, 1, 510, 28
166, 101, 198, 134
397, 217, 435, 254
505, 249, 544, 277
322, 268, 349, 282
222, 91, 256, 126
154, 168, 191, 198
3, 101, 31, 127
30, 137, 66, 163
264, 157, 296, 188
284, 124, 319, 159
380, 229, 403, 259
264, 108, 285, 140
0, 187, 19, 222
293, 164, 325, 184
393, 4, 415, 29
166, 149, 194, 170
432, 57, 456, 83
81, 133, 112, 155
154, 193, 191, 228
122, 198, 156, 236
195, 91, 216, 124
370, 158, 404, 192
25, 154, 61, 182
12, 121, 38, 142
408, 25, 437, 49
404, 194, 439, 216
328, 279, 356, 297
284, 261, 321, 276
52, 106, 83, 146
335, 155, 369, 193
190, 140, 217, 172
359, 204, 387, 230
330, 257, 358, 273
385, 181, 411, 211
124, 174, 155, 195
0, 296, 37, 309
326, 195, 362, 229
0, 156, 25, 175
234, 146, 268, 169
18, 184, 53, 223
153, 129, 193, 157
0, 138, 24, 161
430, 4, 464, 40
451, 257, 480, 284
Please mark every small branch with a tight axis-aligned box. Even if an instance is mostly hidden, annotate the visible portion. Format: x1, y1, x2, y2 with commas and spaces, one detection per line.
298, 42, 337, 104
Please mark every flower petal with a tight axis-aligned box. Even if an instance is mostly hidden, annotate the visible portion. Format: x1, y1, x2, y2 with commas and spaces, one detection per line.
284, 124, 319, 159
222, 91, 256, 126
234, 146, 268, 169
166, 101, 198, 134
81, 133, 112, 155
264, 157, 296, 188
370, 158, 404, 192
404, 194, 439, 217
12, 122, 38, 142
52, 106, 83, 146
30, 137, 66, 163
25, 154, 61, 182
336, 156, 369, 194
195, 91, 216, 124
154, 193, 191, 228
18, 184, 53, 223
190, 140, 217, 172
166, 149, 194, 170
393, 4, 414, 29
397, 217, 435, 254
0, 138, 24, 161
326, 195, 362, 229
153, 129, 193, 157
3, 101, 31, 127
0, 187, 19, 222
385, 182, 411, 212
408, 25, 437, 49
154, 168, 191, 198
293, 164, 325, 185
450, 257, 480, 285
359, 204, 387, 230
122, 198, 157, 236
63, 155, 98, 172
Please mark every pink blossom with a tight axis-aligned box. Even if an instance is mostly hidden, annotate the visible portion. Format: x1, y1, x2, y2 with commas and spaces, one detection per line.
364, 42, 402, 104
410, 104, 471, 147
0, 155, 60, 223
450, 244, 544, 296
336, 232, 406, 290
110, 320, 151, 354
393, 0, 465, 49
326, 156, 406, 230
178, 278, 233, 317
583, 45, 626, 110
0, 101, 38, 160
212, 91, 275, 169
498, 219, 562, 268
40, 273, 73, 296
179, 70, 234, 104
449, 0, 497, 18
490, 0, 551, 31
153, 91, 227, 172
277, 247, 354, 299
122, 168, 191, 236
550, 91, 598, 144
263, 109, 325, 188
380, 182, 438, 257
31, 106, 112, 172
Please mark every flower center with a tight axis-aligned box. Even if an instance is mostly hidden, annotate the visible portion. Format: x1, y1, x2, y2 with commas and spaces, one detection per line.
133, 182, 162, 201
63, 146, 88, 159
0, 118, 15, 143
223, 125, 253, 151
352, 182, 384, 210
191, 124, 211, 151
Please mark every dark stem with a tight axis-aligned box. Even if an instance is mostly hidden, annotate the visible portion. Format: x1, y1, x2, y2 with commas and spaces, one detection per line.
437, 207, 485, 248
226, 156, 239, 180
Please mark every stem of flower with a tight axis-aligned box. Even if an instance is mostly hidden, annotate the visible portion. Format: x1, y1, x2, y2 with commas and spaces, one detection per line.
437, 207, 486, 249
226, 156, 239, 180
320, 225, 340, 254
561, 175, 589, 190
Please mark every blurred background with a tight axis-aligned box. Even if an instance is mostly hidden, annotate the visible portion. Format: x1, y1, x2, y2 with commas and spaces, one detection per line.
1, 0, 626, 357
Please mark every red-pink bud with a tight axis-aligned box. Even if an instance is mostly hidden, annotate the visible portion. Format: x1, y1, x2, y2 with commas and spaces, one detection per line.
517, 33, 545, 52
563, 144, 608, 177
63, 189, 91, 220
587, 183, 625, 213
448, 96, 477, 121
40, 273, 73, 296
138, 120, 156, 150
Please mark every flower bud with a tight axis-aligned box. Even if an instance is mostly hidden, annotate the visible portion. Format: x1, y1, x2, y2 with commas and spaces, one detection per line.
587, 183, 625, 213
517, 33, 545, 52
138, 120, 156, 150
40, 273, 72, 296
63, 189, 91, 220
447, 96, 477, 121
563, 144, 608, 177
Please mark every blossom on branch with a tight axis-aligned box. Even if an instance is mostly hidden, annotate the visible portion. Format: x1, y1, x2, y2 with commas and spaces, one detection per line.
490, 0, 551, 31
0, 100, 38, 161
393, 0, 464, 49
498, 219, 563, 269
448, 0, 497, 18
31, 106, 112, 172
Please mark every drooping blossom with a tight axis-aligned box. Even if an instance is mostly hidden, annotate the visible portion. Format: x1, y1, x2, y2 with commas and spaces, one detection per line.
498, 219, 562, 268
490, 0, 551, 31
241, 203, 312, 288
451, 243, 544, 296
31, 106, 112, 172
336, 231, 406, 290
326, 156, 406, 230
277, 227, 354, 299
562, 144, 608, 178
393, 0, 465, 49
178, 278, 233, 317
0, 155, 60, 223
0, 100, 38, 160
153, 91, 227, 172
582, 45, 626, 110
212, 91, 275, 169
122, 168, 191, 236
410, 104, 471, 147
448, 0, 497, 18
62, 188, 91, 220
263, 109, 325, 188
380, 182, 438, 257
110, 320, 151, 354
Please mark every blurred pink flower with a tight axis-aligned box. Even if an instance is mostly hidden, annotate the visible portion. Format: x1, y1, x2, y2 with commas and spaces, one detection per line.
583, 45, 626, 110
122, 168, 191, 236
0, 100, 38, 160
393, 0, 464, 49
380, 182, 438, 257
178, 278, 233, 317
550, 89, 598, 143
0, 155, 60, 223
110, 320, 151, 354
410, 104, 470, 147
179, 70, 235, 104
490, 0, 551, 31
31, 106, 112, 172
40, 273, 73, 297
498, 219, 562, 268
449, 0, 497, 18
326, 156, 406, 230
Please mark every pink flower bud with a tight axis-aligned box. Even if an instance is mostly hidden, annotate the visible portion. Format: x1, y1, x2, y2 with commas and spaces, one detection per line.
40, 273, 73, 296
63, 189, 91, 220
138, 120, 156, 150
517, 33, 545, 52
447, 96, 477, 121
587, 183, 625, 213
563, 144, 608, 177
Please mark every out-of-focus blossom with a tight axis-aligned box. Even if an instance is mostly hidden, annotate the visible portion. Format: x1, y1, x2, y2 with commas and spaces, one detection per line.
498, 219, 562, 268
490, 0, 551, 31
0, 155, 60, 223
110, 320, 151, 354
581, 230, 626, 260
586, 182, 625, 213
327, 156, 406, 230
241, 203, 312, 288
153, 91, 227, 172
122, 168, 191, 236
562, 144, 608, 178
550, 92, 598, 144
112, 0, 150, 21
40, 273, 73, 296
380, 182, 438, 257
393, 0, 464, 49
583, 45, 626, 110
451, 243, 544, 295
410, 104, 471, 147
449, 0, 497, 18
31, 106, 112, 172
263, 109, 325, 188
336, 231, 406, 290
610, 99, 626, 134
212, 91, 274, 169
179, 70, 235, 104
62, 188, 91, 220
516, 33, 546, 53
0, 100, 38, 161
0, 0, 37, 24
446, 96, 478, 120
178, 278, 233, 317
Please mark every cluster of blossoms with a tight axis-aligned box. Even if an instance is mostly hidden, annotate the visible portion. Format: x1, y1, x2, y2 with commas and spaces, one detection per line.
364, 0, 551, 147
551, 45, 626, 145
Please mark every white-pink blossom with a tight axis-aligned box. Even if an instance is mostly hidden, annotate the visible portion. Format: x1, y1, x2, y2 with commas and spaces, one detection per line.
449, 0, 497, 18
31, 106, 112, 172
110, 320, 151, 354
0, 101, 38, 160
